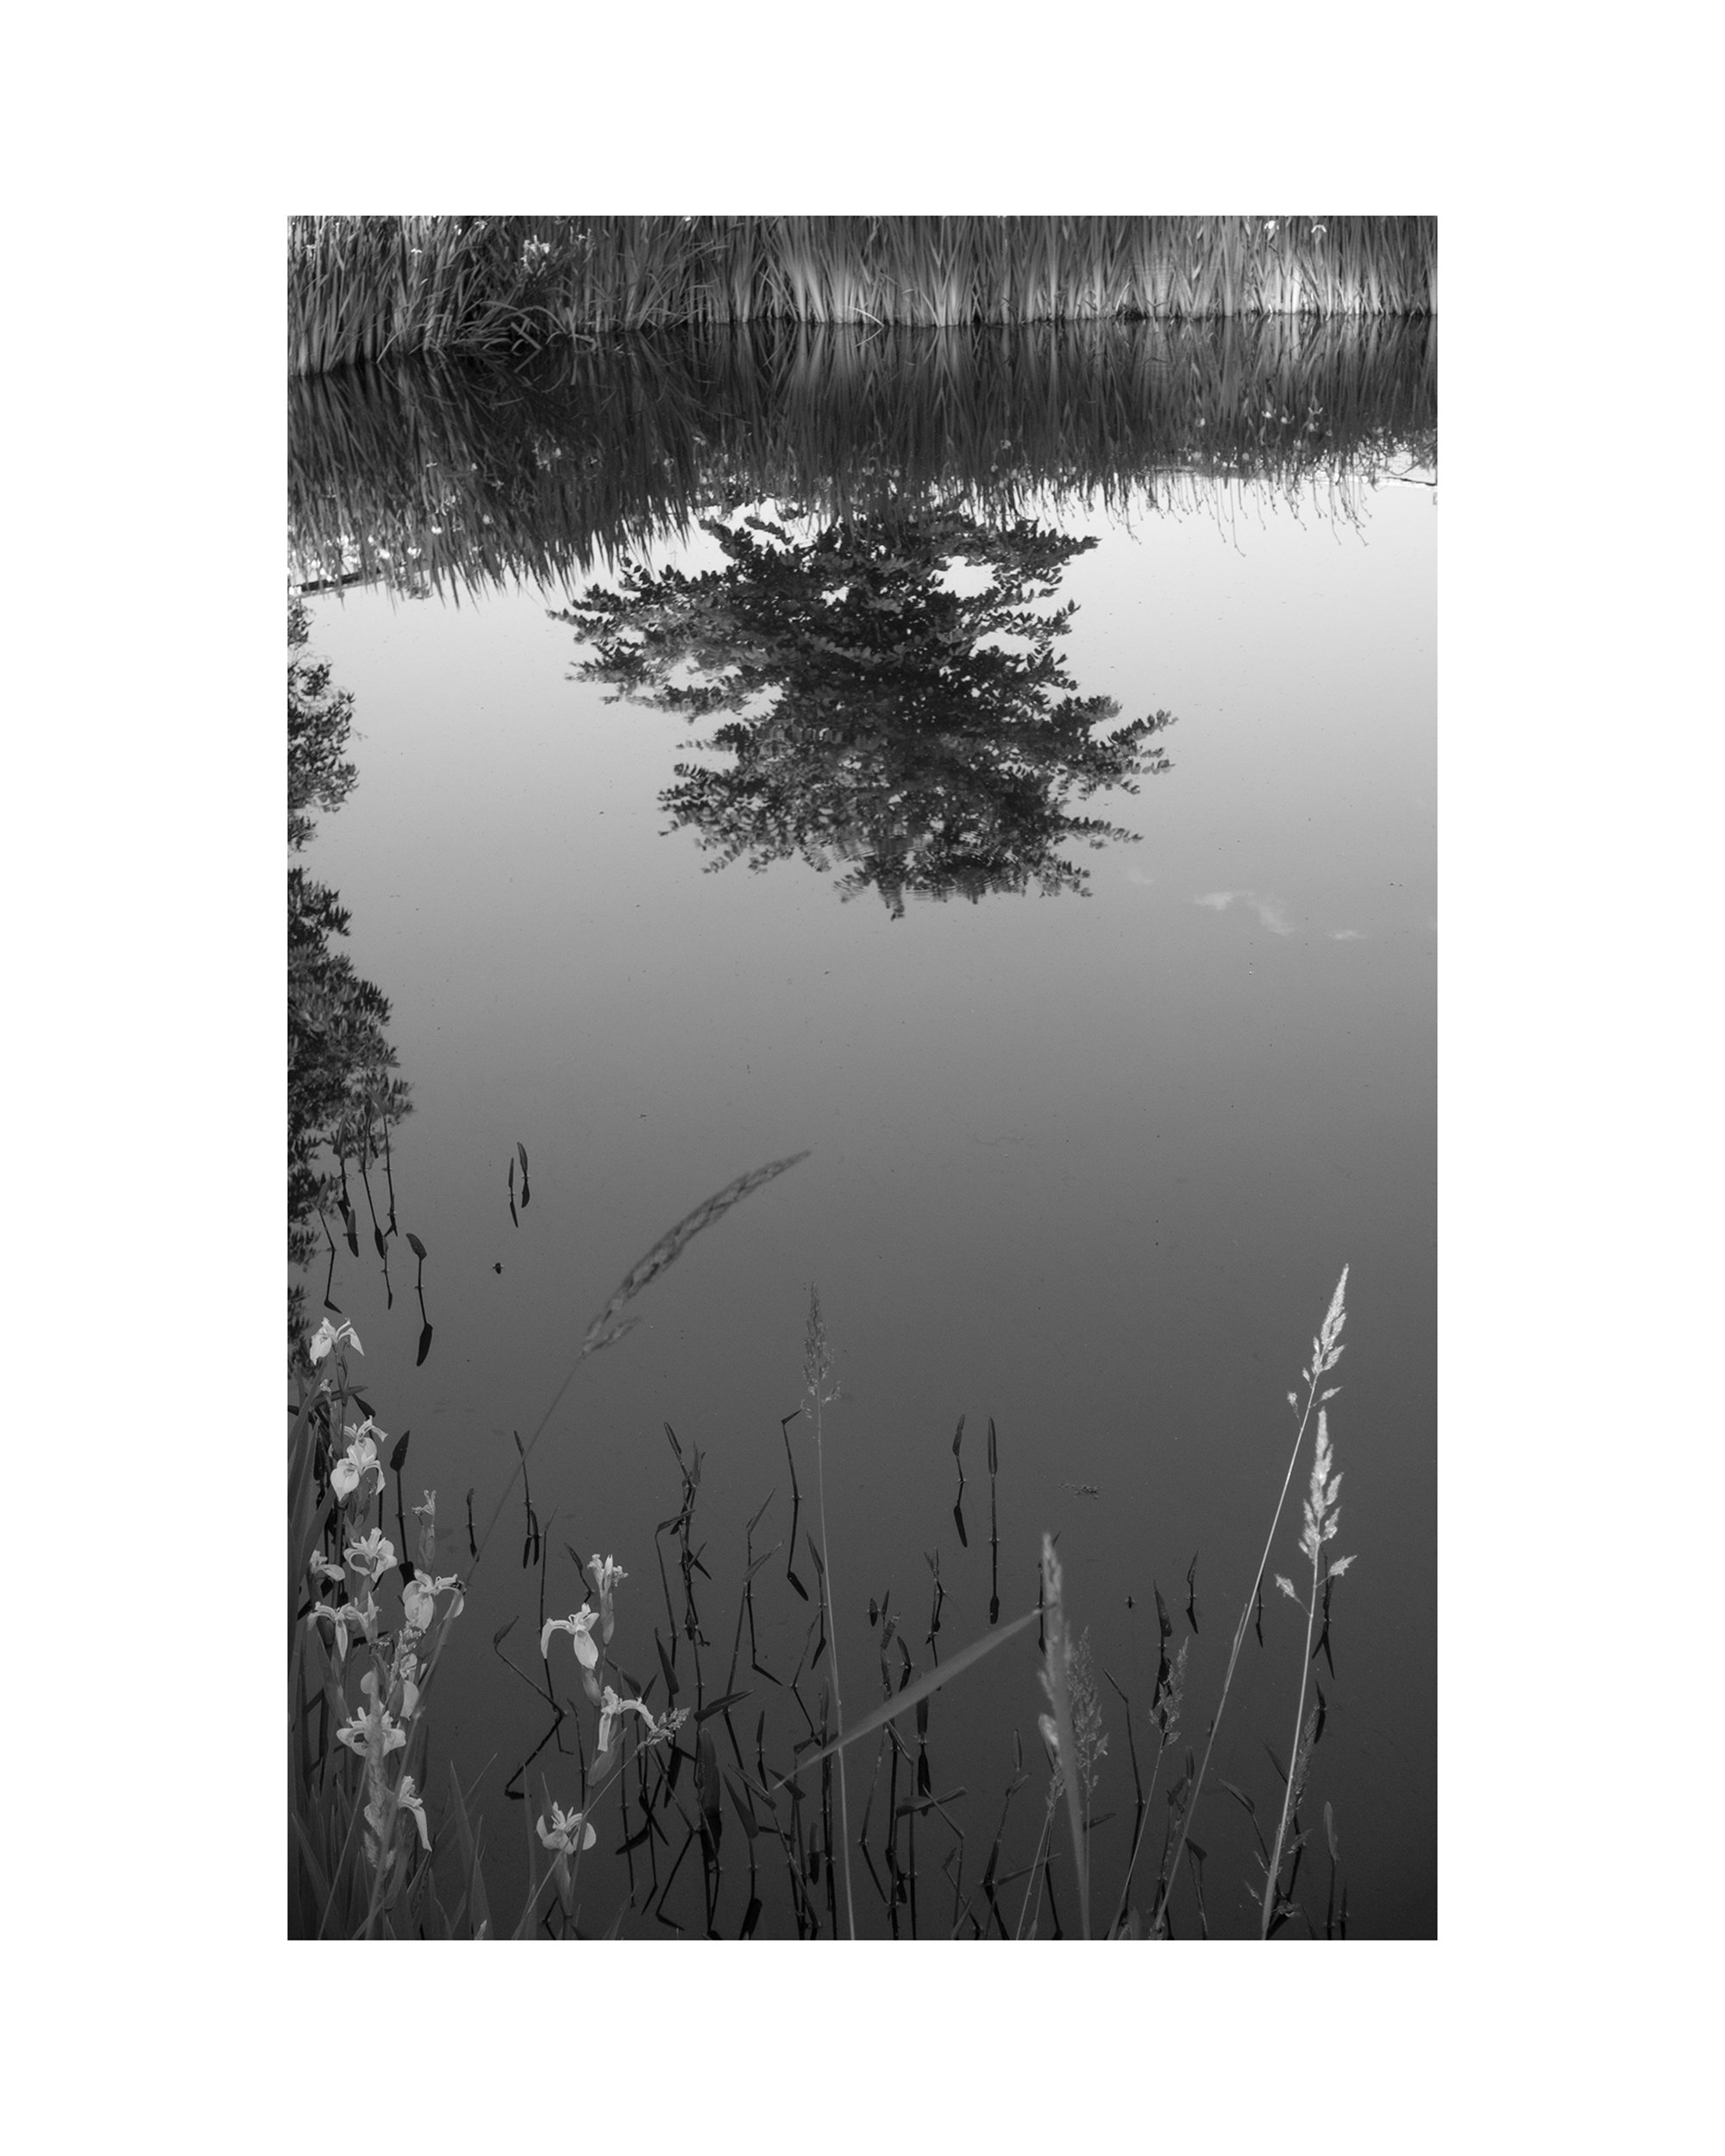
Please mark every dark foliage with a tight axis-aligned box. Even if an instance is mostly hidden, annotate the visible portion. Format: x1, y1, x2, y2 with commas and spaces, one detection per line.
287, 605, 411, 1347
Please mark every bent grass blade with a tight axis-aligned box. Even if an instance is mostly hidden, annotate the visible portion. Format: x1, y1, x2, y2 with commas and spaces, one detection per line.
767, 1605, 1040, 1790
471, 1150, 811, 1571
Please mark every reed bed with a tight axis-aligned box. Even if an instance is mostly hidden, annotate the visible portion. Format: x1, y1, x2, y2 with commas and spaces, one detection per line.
289, 216, 1436, 375
289, 314, 1435, 599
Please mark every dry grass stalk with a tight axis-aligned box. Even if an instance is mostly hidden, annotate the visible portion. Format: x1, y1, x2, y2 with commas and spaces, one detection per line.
1260, 1407, 1354, 1936
1151, 1265, 1348, 1935
1037, 1534, 1095, 1937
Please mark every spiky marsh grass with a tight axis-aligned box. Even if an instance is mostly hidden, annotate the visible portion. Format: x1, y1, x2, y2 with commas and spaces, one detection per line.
1260, 1407, 1354, 1936
1033, 1535, 1098, 1937
803, 1285, 857, 1939
290, 216, 1438, 373
1151, 1265, 1348, 1934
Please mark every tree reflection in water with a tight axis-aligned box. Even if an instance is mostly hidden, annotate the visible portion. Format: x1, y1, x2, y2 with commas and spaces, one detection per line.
289, 600, 412, 1347
555, 507, 1175, 918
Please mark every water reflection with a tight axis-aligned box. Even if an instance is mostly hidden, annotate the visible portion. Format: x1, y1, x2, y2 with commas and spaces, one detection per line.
288, 316, 1436, 600
287, 599, 412, 1344
555, 505, 1173, 915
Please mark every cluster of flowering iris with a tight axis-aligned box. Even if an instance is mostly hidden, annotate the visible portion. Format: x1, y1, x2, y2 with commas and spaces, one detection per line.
302, 1317, 465, 1887
536, 1552, 688, 1868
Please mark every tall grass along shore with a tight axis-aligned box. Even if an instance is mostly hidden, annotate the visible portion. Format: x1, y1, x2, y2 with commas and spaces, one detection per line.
289, 215, 1437, 375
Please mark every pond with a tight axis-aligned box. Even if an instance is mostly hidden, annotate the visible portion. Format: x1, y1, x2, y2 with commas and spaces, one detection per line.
290, 317, 1435, 1938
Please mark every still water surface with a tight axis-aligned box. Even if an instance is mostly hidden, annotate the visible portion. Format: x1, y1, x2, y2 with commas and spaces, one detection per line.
293, 327, 1434, 1936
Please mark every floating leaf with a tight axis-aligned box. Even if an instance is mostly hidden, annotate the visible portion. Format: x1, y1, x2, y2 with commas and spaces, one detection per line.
518, 1141, 529, 1173
373, 1225, 389, 1261
388, 1429, 411, 1473
415, 1323, 433, 1367
987, 1417, 998, 1476
406, 1232, 427, 1261
951, 1414, 965, 1457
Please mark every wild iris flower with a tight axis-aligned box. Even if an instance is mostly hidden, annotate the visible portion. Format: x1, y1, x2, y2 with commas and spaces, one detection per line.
336, 1677, 407, 1764
596, 1686, 655, 1754
586, 1554, 627, 1644
332, 1424, 386, 1504
401, 1570, 464, 1633
309, 1317, 363, 1363
306, 1595, 373, 1664
541, 1605, 600, 1668
345, 1528, 397, 1583
367, 1772, 430, 1853
537, 1801, 597, 1855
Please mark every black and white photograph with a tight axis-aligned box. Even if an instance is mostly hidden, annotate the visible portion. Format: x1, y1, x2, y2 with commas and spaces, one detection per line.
286, 215, 1438, 1942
